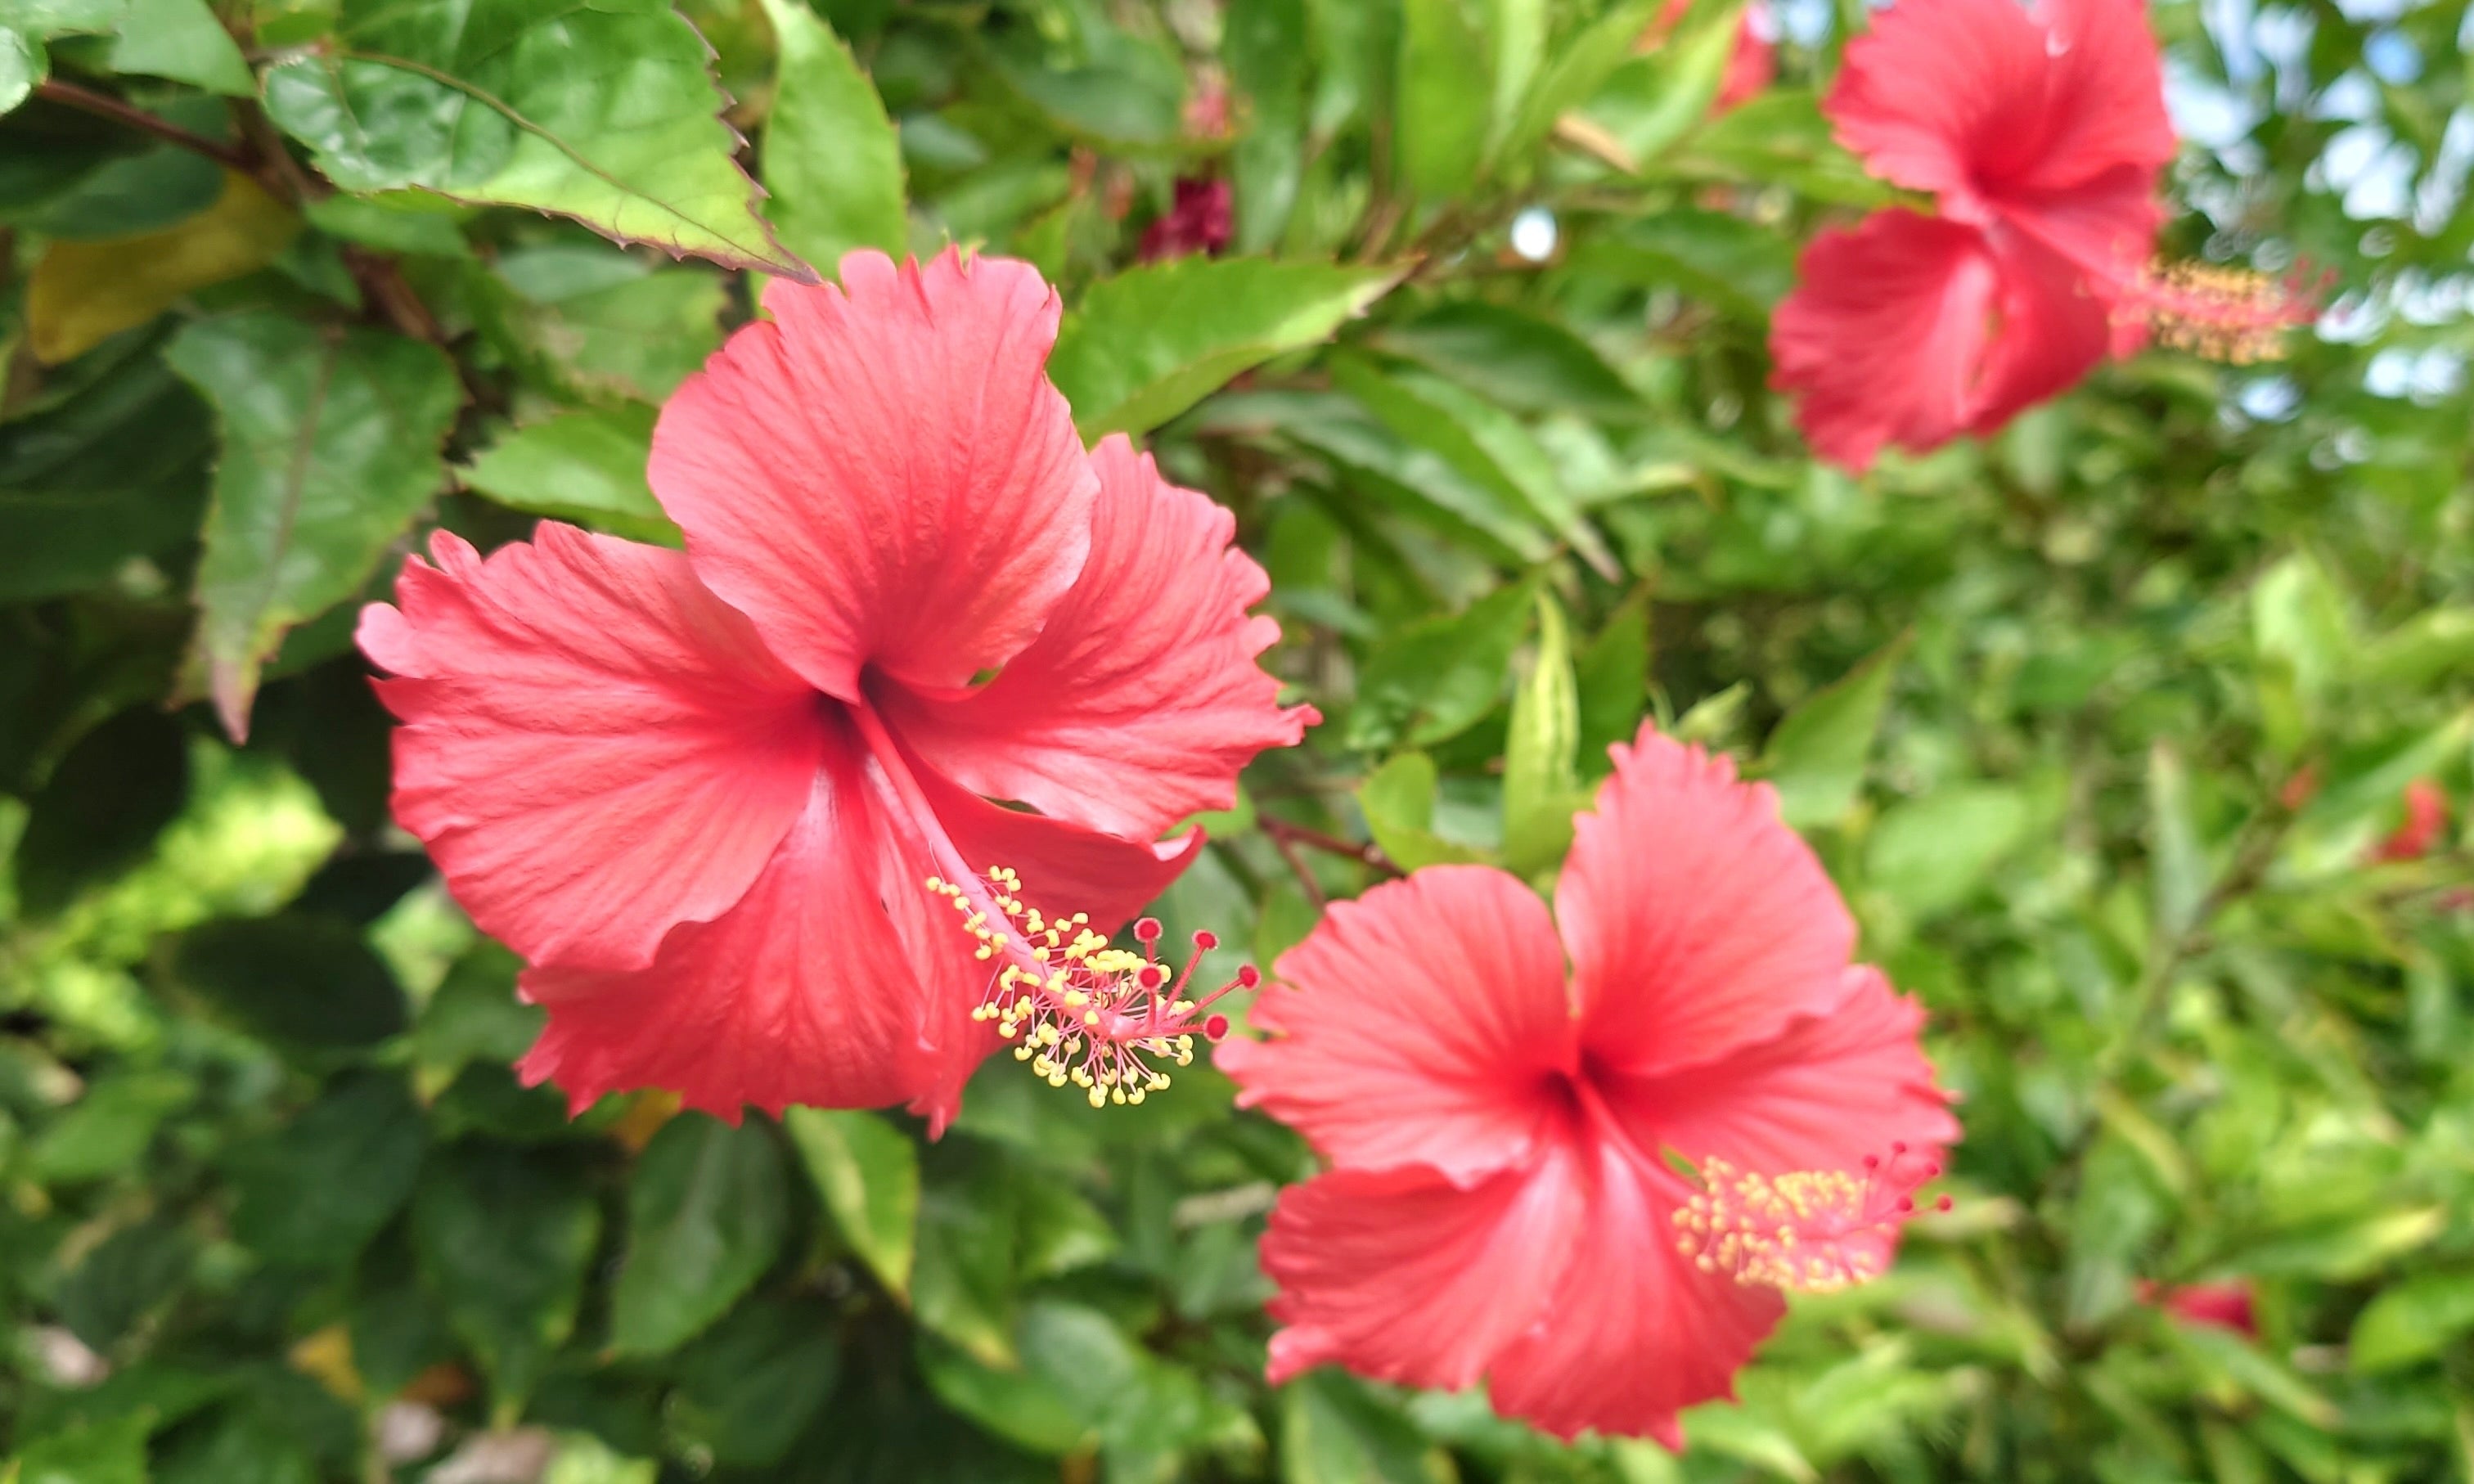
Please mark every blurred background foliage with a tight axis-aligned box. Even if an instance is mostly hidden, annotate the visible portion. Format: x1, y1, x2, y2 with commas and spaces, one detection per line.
1, 0, 2472, 1478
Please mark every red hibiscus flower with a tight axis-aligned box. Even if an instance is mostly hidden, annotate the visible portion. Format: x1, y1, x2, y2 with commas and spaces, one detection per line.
358, 249, 1315, 1131
2139, 1278, 2259, 1338
1217, 726, 1957, 1444
1771, 0, 2175, 469
2372, 779, 2450, 862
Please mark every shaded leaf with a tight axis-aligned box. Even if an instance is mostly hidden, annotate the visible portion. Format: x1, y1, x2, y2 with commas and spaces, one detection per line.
1357, 751, 1492, 871
1372, 300, 1639, 419
412, 1141, 601, 1406
106, 0, 253, 94
226, 1072, 426, 1269
173, 913, 410, 1050
13, 706, 187, 915
165, 311, 461, 738
610, 1113, 789, 1357
1396, 0, 1491, 198
666, 1297, 842, 1467
1346, 576, 1539, 750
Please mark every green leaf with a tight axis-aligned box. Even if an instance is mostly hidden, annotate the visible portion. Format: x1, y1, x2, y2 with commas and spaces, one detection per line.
225, 1072, 425, 1270
1667, 88, 1895, 204
2349, 1270, 2474, 1374
1575, 587, 1650, 769
492, 259, 726, 405
412, 1141, 601, 1407
259, 0, 804, 275
1758, 631, 1910, 830
2145, 741, 2208, 942
915, 1333, 1091, 1457
1048, 256, 1404, 442
173, 913, 409, 1050
1346, 576, 1539, 750
1226, 0, 1309, 251
1372, 300, 1640, 419
460, 405, 679, 546
1501, 0, 1663, 169
784, 1105, 920, 1300
1866, 784, 2032, 922
611, 1113, 789, 1357
1329, 353, 1617, 575
1396, 0, 1491, 198
165, 313, 461, 740
1572, 208, 1797, 317
1357, 752, 1492, 871
1267, 395, 1551, 563
413, 942, 543, 1098
106, 0, 252, 94
0, 28, 43, 115
665, 1298, 842, 1467
1502, 594, 1586, 876
13, 707, 187, 915
9, 1411, 152, 1484
30, 1069, 196, 1183
756, 0, 906, 276
2251, 551, 2355, 751
1577, 0, 1748, 169
1280, 1370, 1446, 1484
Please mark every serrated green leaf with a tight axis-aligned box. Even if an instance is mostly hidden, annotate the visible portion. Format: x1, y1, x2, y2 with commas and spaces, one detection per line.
611, 1113, 789, 1356
460, 405, 678, 545
1048, 256, 1403, 441
784, 1105, 920, 1299
1502, 594, 1585, 876
757, 0, 906, 277
166, 312, 460, 739
260, 0, 804, 275
1757, 631, 1910, 830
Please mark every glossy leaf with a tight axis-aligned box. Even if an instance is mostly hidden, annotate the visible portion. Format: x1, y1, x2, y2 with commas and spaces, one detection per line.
1048, 256, 1403, 441
173, 914, 410, 1050
260, 0, 803, 274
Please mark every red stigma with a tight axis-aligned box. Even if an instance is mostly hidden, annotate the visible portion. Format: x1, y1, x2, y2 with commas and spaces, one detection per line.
1193, 929, 1219, 951
1133, 917, 1163, 943
1203, 1014, 1230, 1041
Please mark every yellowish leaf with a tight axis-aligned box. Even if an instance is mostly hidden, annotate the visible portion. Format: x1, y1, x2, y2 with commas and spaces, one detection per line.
28, 172, 299, 364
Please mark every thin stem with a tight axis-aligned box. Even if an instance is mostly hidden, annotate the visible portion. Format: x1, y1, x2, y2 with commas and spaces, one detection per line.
1264, 825, 1327, 910
1260, 816, 1401, 879
35, 79, 261, 178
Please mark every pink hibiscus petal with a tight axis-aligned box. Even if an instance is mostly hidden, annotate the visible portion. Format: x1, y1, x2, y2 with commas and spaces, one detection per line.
357, 525, 825, 974
2005, 0, 2178, 200
1220, 866, 1580, 1185
515, 718, 986, 1129
1770, 212, 2112, 469
1599, 965, 1960, 1180
1259, 1153, 1586, 1393
1559, 724, 1853, 1081
649, 248, 1097, 702
1768, 210, 2007, 471
881, 436, 1317, 841
1486, 1140, 1783, 1446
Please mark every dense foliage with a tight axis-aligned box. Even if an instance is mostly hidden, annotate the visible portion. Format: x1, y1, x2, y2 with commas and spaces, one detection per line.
2, 0, 2471, 1479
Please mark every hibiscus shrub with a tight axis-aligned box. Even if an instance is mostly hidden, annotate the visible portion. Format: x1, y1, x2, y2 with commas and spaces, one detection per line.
2, 0, 2471, 1479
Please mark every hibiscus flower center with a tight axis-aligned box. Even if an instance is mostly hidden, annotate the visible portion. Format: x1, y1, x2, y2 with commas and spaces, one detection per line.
2111, 257, 2323, 363
1671, 1144, 1950, 1294
928, 870, 1252, 1109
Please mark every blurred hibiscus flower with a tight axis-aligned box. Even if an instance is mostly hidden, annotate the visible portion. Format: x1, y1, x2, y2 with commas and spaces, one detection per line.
360, 248, 1314, 1131
1218, 726, 1956, 1444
